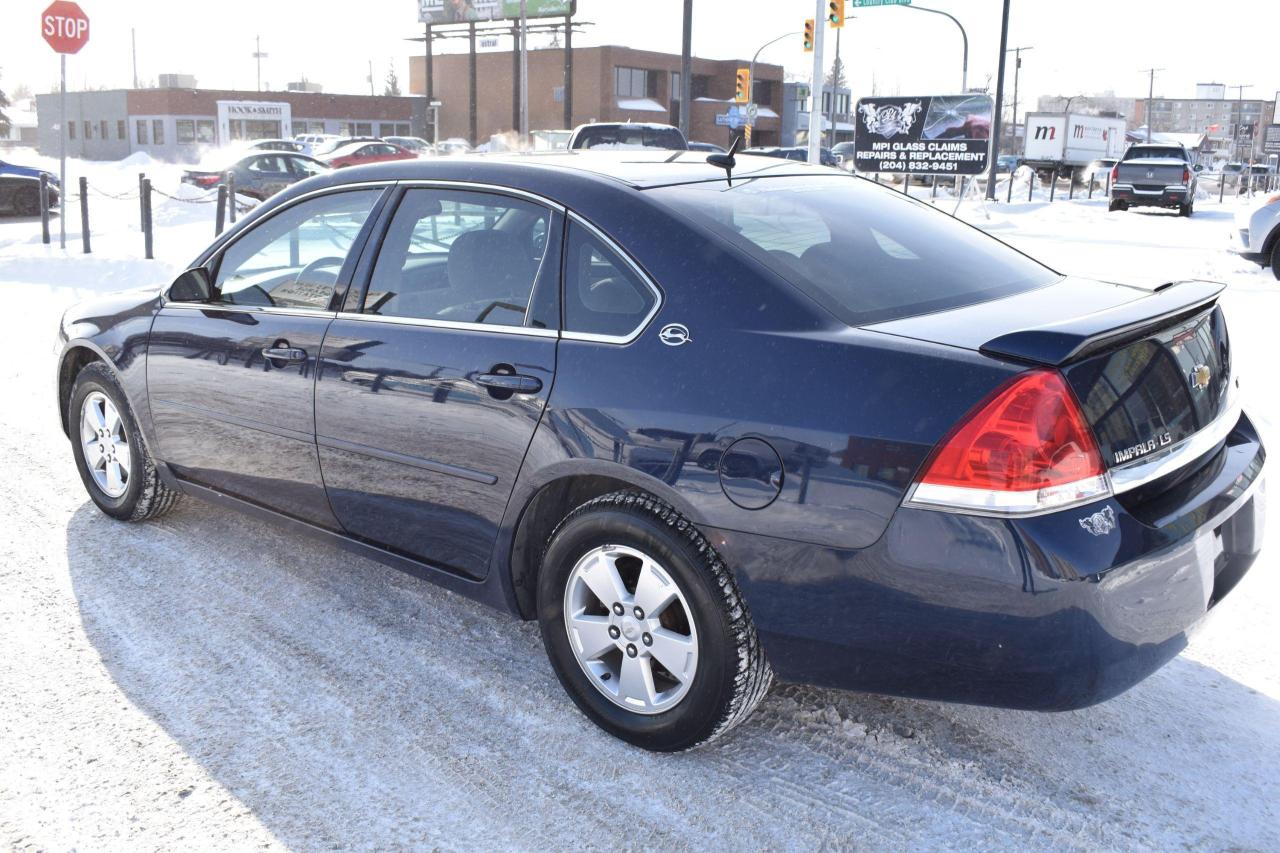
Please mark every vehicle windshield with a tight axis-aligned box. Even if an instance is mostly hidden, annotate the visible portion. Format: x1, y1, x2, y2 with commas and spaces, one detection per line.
650, 175, 1059, 326
575, 125, 687, 150
1123, 147, 1185, 160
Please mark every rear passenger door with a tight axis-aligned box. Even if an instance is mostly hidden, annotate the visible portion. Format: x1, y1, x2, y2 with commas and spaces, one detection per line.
314, 186, 561, 578
244, 154, 293, 198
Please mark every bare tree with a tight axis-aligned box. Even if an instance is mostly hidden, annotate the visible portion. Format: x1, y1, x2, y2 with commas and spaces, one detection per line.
384, 62, 401, 97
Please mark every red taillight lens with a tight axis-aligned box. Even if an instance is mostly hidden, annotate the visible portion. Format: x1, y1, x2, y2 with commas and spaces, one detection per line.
1182, 168, 1191, 183
195, 174, 220, 187
1111, 165, 1119, 183
908, 370, 1110, 514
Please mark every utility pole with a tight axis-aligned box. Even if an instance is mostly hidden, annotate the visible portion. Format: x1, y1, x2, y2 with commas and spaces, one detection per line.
985, 0, 1011, 200
806, 0, 826, 164
252, 36, 267, 92
563, 14, 574, 131
1005, 46, 1032, 159
1141, 67, 1163, 142
1230, 83, 1252, 162
131, 28, 138, 89
368, 60, 375, 96
678, 0, 692, 138
519, 0, 529, 146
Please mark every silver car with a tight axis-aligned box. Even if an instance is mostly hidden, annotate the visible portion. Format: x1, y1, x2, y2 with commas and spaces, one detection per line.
1234, 191, 1280, 279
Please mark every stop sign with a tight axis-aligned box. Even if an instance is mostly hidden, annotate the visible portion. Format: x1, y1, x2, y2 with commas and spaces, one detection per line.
42, 1, 90, 55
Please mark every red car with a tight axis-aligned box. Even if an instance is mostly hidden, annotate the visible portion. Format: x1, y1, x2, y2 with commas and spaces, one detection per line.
320, 141, 416, 169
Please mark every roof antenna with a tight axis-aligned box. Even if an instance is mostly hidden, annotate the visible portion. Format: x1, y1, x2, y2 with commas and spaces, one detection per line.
706, 134, 741, 187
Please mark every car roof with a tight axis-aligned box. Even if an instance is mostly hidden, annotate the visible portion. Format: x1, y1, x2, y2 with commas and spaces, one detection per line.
297, 150, 827, 191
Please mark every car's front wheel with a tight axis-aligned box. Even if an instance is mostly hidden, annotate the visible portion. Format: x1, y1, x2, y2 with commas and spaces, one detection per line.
537, 491, 771, 751
1271, 237, 1280, 281
68, 362, 181, 521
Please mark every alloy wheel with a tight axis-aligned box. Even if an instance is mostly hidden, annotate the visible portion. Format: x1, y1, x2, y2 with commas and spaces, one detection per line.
79, 391, 131, 498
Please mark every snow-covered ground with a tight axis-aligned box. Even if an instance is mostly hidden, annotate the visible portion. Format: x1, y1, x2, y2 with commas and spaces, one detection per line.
1, 152, 1278, 850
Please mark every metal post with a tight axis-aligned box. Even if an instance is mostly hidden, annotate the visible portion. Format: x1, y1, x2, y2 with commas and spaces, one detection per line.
59, 54, 66, 249
227, 172, 237, 223
807, 0, 826, 164
902, 173, 910, 193
1029, 171, 1034, 201
215, 184, 227, 236
139, 172, 146, 229
1007, 163, 1014, 203
519, 0, 529, 146
1049, 173, 1057, 202
985, 0, 1011, 199
511, 25, 521, 136
564, 15, 574, 131
424, 23, 433, 142
1068, 175, 1075, 200
469, 22, 478, 147
142, 178, 153, 260
678, 0, 692, 137
79, 176, 90, 254
1106, 169, 1112, 197
1088, 172, 1094, 199
39, 174, 51, 244
931, 175, 938, 198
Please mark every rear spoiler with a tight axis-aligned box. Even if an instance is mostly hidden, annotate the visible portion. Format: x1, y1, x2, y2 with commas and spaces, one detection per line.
979, 279, 1225, 366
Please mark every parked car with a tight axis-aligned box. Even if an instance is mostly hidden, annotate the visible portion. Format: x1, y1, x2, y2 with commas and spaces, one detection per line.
1233, 191, 1280, 278
1084, 157, 1117, 179
687, 141, 727, 154
245, 138, 305, 153
744, 145, 840, 168
295, 133, 341, 156
1110, 143, 1201, 216
55, 151, 1265, 752
311, 136, 383, 157
435, 137, 473, 156
319, 141, 417, 169
997, 154, 1025, 174
182, 152, 330, 200
0, 158, 59, 188
567, 122, 688, 151
831, 141, 857, 169
385, 136, 435, 156
0, 173, 58, 215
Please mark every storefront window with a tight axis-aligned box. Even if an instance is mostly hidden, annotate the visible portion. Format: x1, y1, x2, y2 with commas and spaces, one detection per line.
68, 122, 76, 140
152, 119, 165, 145
197, 120, 216, 143
136, 120, 147, 144
83, 121, 91, 139
176, 120, 196, 144
117, 120, 126, 139
99, 120, 108, 140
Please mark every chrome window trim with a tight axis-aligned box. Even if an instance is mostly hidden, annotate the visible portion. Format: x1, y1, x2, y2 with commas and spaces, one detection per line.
1109, 386, 1242, 495
334, 311, 558, 339
162, 302, 337, 319
560, 211, 664, 346
394, 179, 567, 212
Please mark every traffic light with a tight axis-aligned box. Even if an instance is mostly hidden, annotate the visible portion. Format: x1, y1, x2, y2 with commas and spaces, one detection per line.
803, 18, 815, 51
735, 68, 751, 104
828, 0, 845, 27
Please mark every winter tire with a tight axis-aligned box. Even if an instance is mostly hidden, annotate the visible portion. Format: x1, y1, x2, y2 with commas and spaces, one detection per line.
537, 491, 771, 752
68, 361, 181, 522
1109, 199, 1127, 212
1271, 238, 1280, 281
1179, 203, 1193, 217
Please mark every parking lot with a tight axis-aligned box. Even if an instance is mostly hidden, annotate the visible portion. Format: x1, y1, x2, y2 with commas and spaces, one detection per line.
1, 165, 1278, 850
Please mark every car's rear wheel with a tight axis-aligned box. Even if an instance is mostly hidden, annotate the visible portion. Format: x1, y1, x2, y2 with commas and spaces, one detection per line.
1179, 202, 1194, 217
1109, 199, 1127, 212
1271, 237, 1280, 281
68, 362, 181, 521
537, 491, 771, 751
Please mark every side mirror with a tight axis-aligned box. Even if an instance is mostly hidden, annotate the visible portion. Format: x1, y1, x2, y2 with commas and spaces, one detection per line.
1193, 164, 1204, 172
167, 267, 212, 303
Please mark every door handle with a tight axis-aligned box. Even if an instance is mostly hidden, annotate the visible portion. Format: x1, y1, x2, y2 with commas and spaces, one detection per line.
476, 372, 542, 395
262, 346, 307, 363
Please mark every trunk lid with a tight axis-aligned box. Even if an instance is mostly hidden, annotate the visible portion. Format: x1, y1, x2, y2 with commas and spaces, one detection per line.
866, 277, 1234, 472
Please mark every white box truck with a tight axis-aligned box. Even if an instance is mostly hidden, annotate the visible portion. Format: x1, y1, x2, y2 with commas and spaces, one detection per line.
1022, 112, 1127, 182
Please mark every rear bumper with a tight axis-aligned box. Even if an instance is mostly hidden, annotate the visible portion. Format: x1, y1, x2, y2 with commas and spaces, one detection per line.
1112, 184, 1192, 207
712, 412, 1265, 711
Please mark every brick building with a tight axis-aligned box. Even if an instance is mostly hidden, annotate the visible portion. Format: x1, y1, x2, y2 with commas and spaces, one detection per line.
410, 45, 784, 148
36, 86, 416, 162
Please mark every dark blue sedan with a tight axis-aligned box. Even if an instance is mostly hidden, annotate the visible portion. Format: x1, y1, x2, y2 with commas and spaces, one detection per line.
55, 151, 1266, 751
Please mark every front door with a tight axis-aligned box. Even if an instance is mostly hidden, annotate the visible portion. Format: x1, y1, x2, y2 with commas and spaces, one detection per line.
148, 187, 385, 526
315, 186, 561, 578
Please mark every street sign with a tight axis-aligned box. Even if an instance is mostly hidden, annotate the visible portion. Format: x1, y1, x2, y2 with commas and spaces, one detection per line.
746, 102, 759, 124
41, 1, 89, 54
851, 0, 911, 7
1263, 125, 1280, 156
715, 113, 731, 127
852, 94, 993, 175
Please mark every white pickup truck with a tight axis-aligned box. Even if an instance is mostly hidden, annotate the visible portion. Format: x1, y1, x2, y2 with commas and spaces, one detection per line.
1109, 143, 1202, 217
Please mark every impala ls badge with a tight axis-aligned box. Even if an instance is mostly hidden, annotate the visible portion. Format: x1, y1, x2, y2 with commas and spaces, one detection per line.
658, 323, 692, 347
1190, 364, 1211, 390
1079, 506, 1117, 537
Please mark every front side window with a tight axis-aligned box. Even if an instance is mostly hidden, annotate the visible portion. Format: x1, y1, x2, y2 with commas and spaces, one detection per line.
362, 188, 552, 328
563, 221, 657, 339
247, 154, 288, 174
212, 189, 382, 310
651, 175, 1058, 326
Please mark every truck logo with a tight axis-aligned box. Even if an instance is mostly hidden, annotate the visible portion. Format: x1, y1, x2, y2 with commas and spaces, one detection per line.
1033, 125, 1056, 141
859, 101, 923, 138
1078, 505, 1116, 537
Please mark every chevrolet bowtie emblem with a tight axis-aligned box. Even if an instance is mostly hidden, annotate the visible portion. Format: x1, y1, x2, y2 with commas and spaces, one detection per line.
1190, 364, 1211, 390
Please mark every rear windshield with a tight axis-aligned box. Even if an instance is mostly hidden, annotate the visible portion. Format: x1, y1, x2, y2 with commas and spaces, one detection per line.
649, 175, 1059, 326
1123, 147, 1185, 160
575, 126, 687, 150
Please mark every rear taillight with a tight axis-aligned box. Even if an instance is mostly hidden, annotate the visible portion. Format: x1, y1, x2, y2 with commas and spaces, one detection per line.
1182, 168, 1191, 184
1111, 165, 1119, 183
906, 370, 1111, 515
195, 174, 220, 187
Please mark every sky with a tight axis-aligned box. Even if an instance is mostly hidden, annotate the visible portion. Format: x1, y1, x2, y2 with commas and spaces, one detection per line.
3, 0, 1279, 119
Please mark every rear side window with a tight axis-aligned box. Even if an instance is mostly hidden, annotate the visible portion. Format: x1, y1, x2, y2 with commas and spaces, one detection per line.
563, 221, 658, 339
651, 176, 1058, 326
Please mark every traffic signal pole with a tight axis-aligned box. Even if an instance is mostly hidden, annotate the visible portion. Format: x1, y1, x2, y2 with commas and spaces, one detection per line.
806, 0, 826, 165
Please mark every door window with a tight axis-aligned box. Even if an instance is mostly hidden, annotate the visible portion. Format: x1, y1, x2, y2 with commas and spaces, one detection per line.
562, 221, 658, 339
213, 189, 382, 310
247, 154, 289, 174
362, 188, 552, 328
288, 156, 328, 178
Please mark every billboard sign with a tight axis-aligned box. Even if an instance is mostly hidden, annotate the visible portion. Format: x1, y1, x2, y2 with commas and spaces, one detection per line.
852, 94, 992, 175
419, 0, 572, 24
1264, 124, 1280, 156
